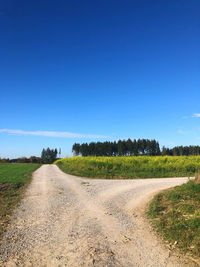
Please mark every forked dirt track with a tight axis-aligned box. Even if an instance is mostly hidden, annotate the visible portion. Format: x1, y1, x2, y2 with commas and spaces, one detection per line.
0, 165, 197, 266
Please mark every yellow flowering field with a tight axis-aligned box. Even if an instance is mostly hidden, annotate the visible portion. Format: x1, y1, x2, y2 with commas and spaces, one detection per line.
55, 156, 200, 178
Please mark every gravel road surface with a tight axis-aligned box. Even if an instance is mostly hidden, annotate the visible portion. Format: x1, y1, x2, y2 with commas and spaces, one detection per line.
0, 165, 196, 266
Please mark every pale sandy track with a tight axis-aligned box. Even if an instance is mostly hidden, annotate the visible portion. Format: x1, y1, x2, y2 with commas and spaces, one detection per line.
0, 165, 197, 267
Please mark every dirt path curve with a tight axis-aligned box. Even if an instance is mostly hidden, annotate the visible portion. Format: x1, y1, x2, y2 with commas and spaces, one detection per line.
0, 165, 197, 267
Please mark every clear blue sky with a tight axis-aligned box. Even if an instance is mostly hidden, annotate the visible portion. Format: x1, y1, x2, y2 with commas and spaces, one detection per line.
0, 0, 200, 158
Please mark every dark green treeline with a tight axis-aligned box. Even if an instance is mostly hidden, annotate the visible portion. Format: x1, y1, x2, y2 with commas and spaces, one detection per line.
72, 139, 200, 157
162, 146, 200, 156
72, 139, 160, 156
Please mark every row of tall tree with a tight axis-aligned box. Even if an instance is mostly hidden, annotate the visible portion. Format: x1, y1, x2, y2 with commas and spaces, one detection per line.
72, 140, 200, 157
72, 139, 161, 156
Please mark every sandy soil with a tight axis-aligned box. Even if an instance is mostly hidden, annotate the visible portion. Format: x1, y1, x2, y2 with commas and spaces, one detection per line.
0, 165, 197, 267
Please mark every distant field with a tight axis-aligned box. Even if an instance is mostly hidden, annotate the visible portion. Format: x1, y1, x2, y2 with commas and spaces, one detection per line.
0, 163, 41, 237
55, 156, 200, 179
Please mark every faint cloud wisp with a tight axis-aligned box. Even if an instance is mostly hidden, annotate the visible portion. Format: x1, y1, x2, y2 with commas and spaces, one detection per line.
0, 129, 107, 139
192, 113, 200, 118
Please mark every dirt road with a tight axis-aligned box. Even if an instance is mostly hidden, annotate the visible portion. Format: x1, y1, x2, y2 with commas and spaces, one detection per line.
0, 165, 196, 266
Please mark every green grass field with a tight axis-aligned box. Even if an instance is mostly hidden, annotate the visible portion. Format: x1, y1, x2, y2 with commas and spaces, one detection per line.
147, 178, 200, 259
0, 163, 41, 237
55, 156, 200, 179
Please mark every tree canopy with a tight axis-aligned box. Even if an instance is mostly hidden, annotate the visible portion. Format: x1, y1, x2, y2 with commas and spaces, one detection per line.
41, 148, 58, 164
72, 140, 200, 157
72, 139, 161, 157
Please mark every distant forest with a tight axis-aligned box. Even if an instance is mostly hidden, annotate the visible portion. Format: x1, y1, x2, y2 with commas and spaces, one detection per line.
0, 148, 60, 164
72, 139, 200, 157
1, 141, 200, 163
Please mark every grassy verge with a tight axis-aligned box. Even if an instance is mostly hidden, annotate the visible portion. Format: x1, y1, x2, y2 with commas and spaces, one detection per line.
147, 176, 200, 259
55, 156, 200, 179
0, 163, 41, 237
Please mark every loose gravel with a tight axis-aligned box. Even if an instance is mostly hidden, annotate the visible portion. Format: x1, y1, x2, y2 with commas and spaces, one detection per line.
0, 165, 197, 266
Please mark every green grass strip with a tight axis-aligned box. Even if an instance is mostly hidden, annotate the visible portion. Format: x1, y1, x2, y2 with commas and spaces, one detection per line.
0, 163, 41, 238
147, 180, 200, 258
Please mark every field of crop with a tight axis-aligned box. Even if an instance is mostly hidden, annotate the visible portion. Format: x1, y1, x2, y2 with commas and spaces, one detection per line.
148, 178, 200, 258
55, 156, 200, 179
0, 163, 41, 237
